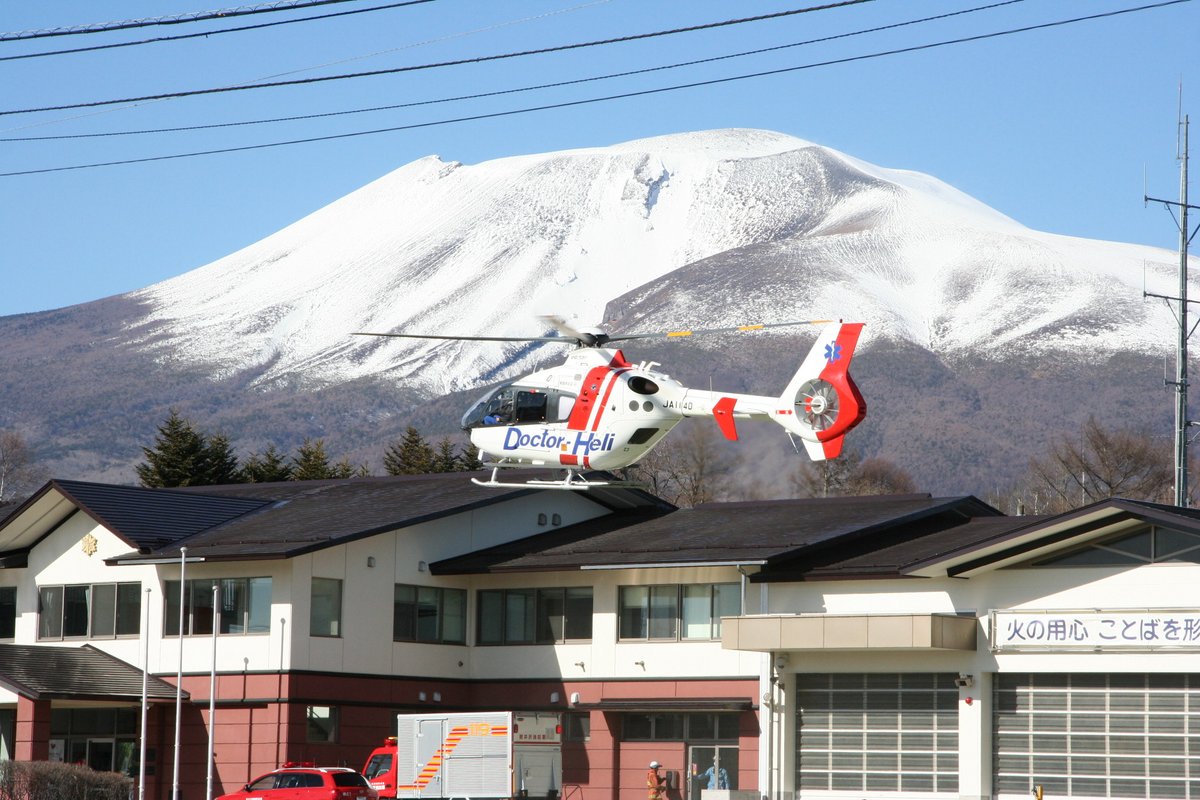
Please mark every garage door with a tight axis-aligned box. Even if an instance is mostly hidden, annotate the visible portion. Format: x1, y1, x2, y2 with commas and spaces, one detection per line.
796, 673, 959, 794
995, 673, 1200, 799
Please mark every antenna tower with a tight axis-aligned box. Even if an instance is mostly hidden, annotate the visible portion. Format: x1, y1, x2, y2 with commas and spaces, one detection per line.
1146, 105, 1199, 507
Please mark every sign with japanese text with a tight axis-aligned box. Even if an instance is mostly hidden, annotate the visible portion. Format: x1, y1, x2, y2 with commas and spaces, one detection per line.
991, 609, 1200, 651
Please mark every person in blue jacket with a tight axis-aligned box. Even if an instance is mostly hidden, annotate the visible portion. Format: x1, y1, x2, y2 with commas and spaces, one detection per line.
699, 759, 729, 790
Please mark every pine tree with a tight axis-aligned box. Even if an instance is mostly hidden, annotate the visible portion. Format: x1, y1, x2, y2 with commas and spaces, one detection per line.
431, 438, 460, 473
459, 442, 484, 472
331, 458, 369, 479
291, 439, 336, 481
383, 427, 435, 475
204, 433, 243, 485
136, 410, 211, 488
241, 444, 294, 483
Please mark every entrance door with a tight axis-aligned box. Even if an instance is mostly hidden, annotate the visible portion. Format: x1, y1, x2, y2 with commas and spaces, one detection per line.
687, 745, 737, 799
86, 738, 115, 771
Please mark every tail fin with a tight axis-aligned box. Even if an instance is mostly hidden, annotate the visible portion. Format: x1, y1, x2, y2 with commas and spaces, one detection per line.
775, 322, 866, 461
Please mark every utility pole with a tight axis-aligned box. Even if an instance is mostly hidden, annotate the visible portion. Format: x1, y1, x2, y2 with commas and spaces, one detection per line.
1146, 111, 1199, 506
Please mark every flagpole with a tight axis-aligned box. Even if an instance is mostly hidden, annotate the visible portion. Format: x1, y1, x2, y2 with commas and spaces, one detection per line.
172, 547, 187, 800
138, 586, 150, 800
206, 582, 218, 800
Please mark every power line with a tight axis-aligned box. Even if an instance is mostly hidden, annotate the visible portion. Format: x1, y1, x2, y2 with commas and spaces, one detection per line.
0, 0, 437, 63
1, 0, 372, 41
0, 0, 875, 117
2, 0, 1188, 179
0, 0, 1028, 143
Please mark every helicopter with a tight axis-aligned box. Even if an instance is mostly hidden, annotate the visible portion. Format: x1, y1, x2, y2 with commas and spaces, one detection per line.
354, 317, 866, 489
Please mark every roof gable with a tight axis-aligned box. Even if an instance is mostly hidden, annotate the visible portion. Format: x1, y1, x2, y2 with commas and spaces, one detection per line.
0, 479, 270, 556
905, 498, 1200, 577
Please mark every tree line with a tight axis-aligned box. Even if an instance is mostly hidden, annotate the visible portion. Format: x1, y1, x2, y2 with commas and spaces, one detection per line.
134, 409, 481, 488
0, 411, 1183, 510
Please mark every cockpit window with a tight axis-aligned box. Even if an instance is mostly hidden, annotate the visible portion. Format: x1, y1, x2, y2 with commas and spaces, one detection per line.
462, 385, 577, 429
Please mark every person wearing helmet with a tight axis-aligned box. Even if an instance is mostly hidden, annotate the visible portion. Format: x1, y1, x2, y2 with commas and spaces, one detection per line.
647, 761, 666, 800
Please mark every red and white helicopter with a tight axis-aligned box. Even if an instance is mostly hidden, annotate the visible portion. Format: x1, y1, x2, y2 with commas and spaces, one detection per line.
356, 317, 866, 489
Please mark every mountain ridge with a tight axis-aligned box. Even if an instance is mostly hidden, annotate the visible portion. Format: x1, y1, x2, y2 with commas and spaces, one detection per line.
1, 128, 1194, 494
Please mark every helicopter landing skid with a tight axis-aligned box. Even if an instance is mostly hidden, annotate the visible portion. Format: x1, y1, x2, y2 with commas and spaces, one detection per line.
471, 467, 628, 491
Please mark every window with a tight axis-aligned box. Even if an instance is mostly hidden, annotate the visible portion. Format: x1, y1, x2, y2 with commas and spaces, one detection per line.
477, 587, 593, 644
622, 713, 739, 741
306, 705, 338, 743
37, 582, 141, 640
1031, 525, 1200, 566
619, 584, 739, 641
164, 577, 271, 636
50, 707, 139, 775
310, 578, 342, 637
461, 384, 577, 428
0, 587, 15, 640
393, 584, 465, 644
564, 712, 591, 742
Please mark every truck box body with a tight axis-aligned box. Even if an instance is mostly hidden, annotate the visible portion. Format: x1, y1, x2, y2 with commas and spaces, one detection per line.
364, 712, 561, 800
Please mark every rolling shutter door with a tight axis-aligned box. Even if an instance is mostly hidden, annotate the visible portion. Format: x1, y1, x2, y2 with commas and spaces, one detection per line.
796, 673, 959, 795
995, 673, 1200, 800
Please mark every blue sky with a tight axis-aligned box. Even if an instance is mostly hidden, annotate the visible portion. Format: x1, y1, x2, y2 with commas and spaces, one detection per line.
1, 0, 1196, 317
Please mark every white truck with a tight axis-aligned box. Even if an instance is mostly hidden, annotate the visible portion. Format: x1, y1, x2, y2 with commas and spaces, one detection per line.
363, 712, 562, 800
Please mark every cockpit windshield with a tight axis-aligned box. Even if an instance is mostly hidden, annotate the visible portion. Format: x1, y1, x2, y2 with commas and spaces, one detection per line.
461, 385, 577, 429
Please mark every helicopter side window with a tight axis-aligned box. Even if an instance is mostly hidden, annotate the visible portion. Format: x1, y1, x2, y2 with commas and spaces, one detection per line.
514, 391, 548, 423
554, 394, 576, 422
628, 376, 659, 395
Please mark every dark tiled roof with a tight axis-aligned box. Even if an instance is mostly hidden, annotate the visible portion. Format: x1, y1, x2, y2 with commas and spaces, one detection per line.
769, 515, 1048, 579
0, 643, 184, 701
50, 480, 270, 551
112, 472, 666, 562
433, 494, 999, 574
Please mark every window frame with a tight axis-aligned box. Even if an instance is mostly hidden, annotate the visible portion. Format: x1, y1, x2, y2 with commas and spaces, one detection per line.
306, 705, 339, 743
621, 712, 740, 742
164, 577, 272, 637
310, 577, 343, 638
37, 581, 141, 641
618, 583, 739, 642
0, 585, 14, 640
476, 586, 594, 645
393, 583, 466, 644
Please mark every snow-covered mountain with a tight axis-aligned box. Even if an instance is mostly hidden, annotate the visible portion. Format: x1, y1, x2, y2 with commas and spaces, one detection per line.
131, 128, 1183, 394
2, 128, 1193, 492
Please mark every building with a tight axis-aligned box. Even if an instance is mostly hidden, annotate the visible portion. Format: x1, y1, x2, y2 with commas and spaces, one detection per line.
3, 475, 1200, 800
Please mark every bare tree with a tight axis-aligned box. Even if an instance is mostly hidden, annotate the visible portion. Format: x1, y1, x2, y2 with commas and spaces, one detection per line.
846, 457, 918, 495
1025, 415, 1172, 513
792, 450, 861, 498
0, 429, 47, 505
618, 423, 732, 507
792, 450, 916, 498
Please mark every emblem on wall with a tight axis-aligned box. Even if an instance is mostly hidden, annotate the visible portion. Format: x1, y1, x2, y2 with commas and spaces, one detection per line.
81, 533, 98, 556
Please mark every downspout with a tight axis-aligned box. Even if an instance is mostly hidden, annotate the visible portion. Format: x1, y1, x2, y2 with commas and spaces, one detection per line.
737, 566, 749, 616
766, 651, 775, 800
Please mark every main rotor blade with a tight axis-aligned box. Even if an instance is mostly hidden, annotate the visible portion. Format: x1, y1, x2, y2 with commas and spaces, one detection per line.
605, 319, 833, 342
353, 331, 569, 343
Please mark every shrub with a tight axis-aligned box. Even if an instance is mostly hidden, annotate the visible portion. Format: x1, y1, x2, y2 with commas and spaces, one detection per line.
0, 761, 133, 800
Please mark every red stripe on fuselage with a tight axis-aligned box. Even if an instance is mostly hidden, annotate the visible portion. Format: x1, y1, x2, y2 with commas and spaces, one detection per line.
561, 352, 630, 468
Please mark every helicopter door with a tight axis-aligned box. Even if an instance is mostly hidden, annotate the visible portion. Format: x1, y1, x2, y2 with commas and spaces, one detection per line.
514, 391, 548, 423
